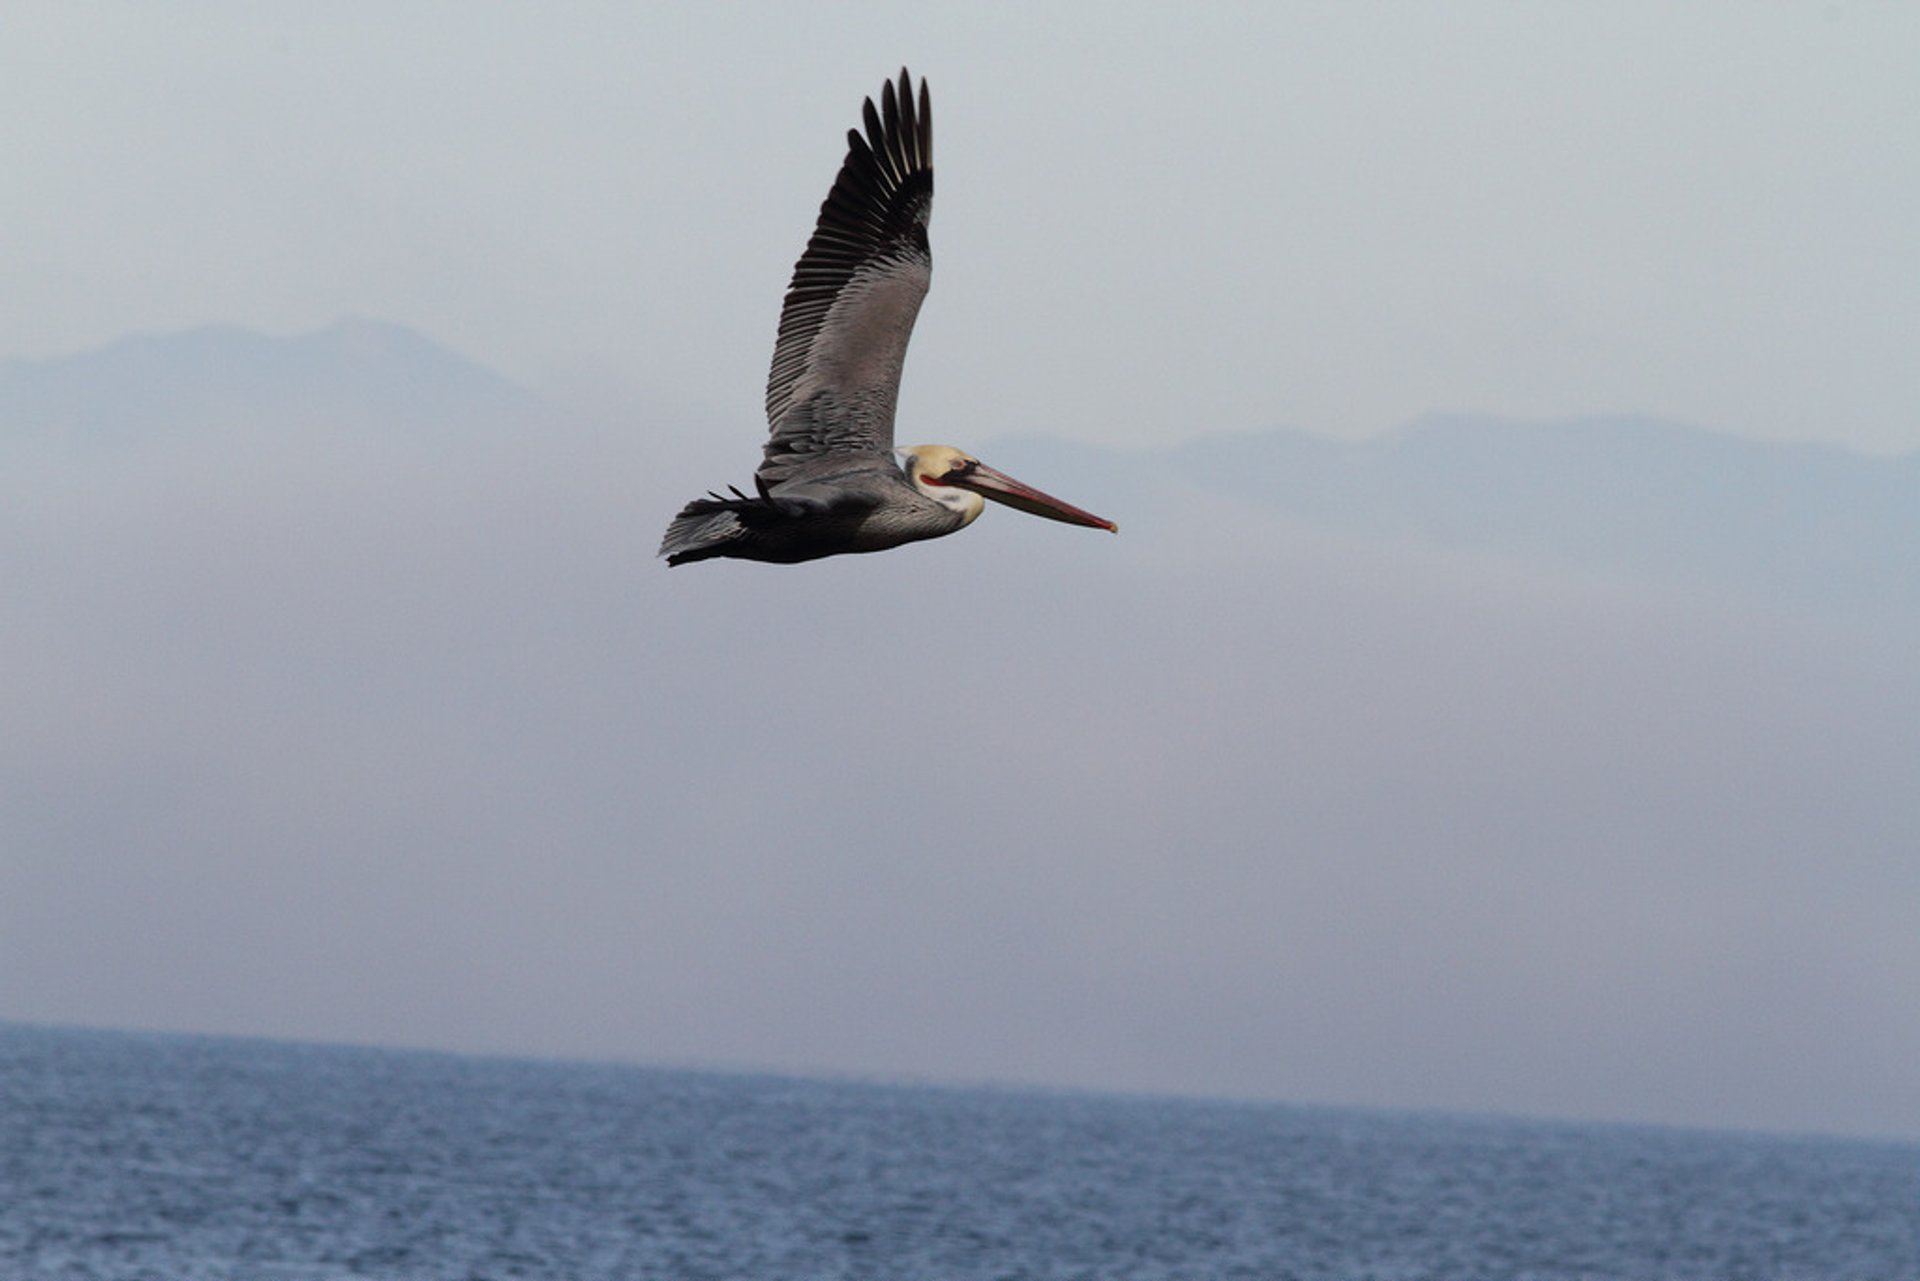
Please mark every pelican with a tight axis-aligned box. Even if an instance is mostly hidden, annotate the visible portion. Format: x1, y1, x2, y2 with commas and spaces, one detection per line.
660, 69, 1116, 567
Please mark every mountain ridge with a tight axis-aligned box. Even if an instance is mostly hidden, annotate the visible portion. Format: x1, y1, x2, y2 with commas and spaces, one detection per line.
992, 413, 1920, 626
0, 317, 542, 441
6, 319, 1913, 624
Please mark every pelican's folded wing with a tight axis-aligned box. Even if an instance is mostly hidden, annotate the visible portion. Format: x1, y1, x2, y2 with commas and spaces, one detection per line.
758, 451, 902, 516
759, 69, 933, 490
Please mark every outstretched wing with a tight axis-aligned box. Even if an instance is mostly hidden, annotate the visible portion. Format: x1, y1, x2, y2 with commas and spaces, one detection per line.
759, 69, 933, 493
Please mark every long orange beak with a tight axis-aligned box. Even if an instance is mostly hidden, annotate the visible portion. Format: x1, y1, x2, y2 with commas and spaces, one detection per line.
956, 461, 1118, 532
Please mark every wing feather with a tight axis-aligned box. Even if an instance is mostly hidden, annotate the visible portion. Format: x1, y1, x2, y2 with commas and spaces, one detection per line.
760, 69, 933, 489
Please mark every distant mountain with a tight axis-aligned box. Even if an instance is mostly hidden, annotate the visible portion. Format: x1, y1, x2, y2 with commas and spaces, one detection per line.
0, 318, 543, 444
6, 321, 1913, 627
7, 320, 1917, 1138
994, 416, 1920, 627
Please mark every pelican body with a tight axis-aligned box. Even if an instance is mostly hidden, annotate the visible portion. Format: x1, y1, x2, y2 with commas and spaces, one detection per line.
660, 70, 1115, 567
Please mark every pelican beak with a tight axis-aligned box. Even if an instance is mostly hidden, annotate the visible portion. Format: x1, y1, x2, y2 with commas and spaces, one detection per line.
955, 461, 1118, 532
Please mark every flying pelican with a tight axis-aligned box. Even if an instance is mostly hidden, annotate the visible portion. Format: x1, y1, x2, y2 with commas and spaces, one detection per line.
660, 69, 1116, 567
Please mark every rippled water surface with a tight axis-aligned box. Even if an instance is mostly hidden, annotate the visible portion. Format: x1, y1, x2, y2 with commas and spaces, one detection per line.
2, 1022, 1914, 1280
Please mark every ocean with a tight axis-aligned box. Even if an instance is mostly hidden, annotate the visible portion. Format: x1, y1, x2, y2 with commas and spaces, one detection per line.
2, 1022, 1913, 1280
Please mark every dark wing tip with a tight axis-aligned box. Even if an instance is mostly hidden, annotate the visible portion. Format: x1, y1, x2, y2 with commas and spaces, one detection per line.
917, 75, 931, 163
889, 69, 930, 180
862, 96, 886, 173
763, 69, 937, 428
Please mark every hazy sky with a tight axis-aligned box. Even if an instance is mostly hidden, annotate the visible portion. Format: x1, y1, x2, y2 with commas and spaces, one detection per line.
4, 321, 1917, 1141
5, 6, 1920, 1144
4, 3, 1918, 452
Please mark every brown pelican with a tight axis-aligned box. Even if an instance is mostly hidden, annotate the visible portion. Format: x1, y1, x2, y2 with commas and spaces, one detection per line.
660, 69, 1116, 567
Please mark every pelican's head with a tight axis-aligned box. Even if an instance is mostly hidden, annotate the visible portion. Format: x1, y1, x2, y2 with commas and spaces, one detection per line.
898, 445, 1118, 533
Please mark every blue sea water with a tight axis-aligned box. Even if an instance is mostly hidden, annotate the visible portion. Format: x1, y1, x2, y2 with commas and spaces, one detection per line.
1, 1022, 1913, 1281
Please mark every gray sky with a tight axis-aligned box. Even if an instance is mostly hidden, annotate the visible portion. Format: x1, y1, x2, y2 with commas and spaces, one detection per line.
4, 6, 1920, 1143
4, 324, 1917, 1140
4, 3, 1918, 452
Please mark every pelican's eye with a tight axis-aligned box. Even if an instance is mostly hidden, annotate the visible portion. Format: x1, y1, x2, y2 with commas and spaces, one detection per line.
944, 460, 976, 481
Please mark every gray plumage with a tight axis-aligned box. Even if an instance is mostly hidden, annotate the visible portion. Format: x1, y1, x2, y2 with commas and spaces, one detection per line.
661, 70, 1113, 567
660, 70, 935, 567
